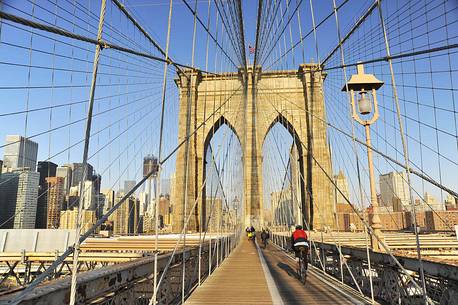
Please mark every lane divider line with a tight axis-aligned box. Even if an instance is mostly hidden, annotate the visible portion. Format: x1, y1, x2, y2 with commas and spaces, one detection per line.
255, 240, 285, 305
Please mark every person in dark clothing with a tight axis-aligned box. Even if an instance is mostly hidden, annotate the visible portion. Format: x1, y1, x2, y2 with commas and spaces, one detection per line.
260, 229, 270, 248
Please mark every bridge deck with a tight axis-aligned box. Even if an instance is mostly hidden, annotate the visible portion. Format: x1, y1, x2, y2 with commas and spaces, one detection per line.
185, 238, 372, 305
185, 238, 273, 305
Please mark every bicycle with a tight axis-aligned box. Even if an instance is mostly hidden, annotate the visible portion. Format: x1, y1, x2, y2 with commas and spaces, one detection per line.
262, 238, 268, 249
296, 246, 308, 284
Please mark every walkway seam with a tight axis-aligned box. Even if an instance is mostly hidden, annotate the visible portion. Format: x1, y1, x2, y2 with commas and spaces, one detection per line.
256, 241, 285, 305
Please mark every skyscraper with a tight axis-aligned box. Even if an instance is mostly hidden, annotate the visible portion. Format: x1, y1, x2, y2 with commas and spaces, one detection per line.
0, 170, 40, 229
68, 163, 93, 187
379, 171, 410, 208
91, 174, 101, 194
60, 209, 97, 233
46, 176, 65, 229
36, 161, 58, 228
0, 172, 21, 228
101, 189, 115, 214
3, 135, 38, 171
110, 195, 139, 234
82, 180, 95, 210
124, 180, 136, 194
56, 165, 72, 194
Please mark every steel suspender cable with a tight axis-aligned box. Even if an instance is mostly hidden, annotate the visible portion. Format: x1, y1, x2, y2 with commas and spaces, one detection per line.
331, 0, 375, 301
151, 0, 173, 303
376, 0, 428, 301
197, 0, 212, 288
69, 1, 106, 304
256, 88, 364, 297
257, 81, 436, 304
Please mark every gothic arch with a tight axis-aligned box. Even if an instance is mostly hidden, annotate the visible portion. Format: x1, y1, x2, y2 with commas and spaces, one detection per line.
261, 113, 308, 228
201, 115, 243, 231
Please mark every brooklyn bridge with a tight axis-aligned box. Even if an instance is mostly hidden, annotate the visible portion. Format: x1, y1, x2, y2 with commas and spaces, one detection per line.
0, 0, 457, 304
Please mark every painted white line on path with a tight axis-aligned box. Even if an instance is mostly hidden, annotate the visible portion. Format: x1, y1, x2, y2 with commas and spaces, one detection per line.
255, 240, 285, 305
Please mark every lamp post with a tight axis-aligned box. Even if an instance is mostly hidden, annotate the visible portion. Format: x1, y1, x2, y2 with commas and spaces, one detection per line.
233, 196, 240, 231
342, 63, 384, 251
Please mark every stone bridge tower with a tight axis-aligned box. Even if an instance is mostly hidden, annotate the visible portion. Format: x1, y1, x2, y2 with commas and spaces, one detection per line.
172, 64, 334, 232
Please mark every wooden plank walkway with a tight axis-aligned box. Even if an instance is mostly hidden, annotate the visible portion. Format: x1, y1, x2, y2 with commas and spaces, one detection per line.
185, 238, 373, 305
261, 243, 371, 305
185, 238, 273, 305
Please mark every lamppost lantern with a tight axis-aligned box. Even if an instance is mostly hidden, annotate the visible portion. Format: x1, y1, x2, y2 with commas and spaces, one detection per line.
342, 63, 383, 125
357, 90, 372, 115
342, 63, 385, 251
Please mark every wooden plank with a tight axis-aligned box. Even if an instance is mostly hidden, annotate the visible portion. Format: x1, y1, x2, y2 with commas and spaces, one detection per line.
185, 239, 273, 305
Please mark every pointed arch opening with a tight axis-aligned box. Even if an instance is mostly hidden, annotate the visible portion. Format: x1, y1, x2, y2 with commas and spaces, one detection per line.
261, 113, 310, 230
202, 116, 243, 232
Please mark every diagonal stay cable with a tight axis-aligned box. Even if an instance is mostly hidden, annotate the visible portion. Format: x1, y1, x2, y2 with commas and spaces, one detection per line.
257, 85, 434, 304
256, 83, 458, 199
0, 10, 218, 76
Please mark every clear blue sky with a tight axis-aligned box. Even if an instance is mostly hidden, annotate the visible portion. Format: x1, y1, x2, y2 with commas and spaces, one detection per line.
0, 0, 456, 208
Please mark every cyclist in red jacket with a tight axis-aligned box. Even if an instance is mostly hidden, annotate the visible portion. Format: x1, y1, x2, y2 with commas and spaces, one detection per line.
291, 225, 309, 256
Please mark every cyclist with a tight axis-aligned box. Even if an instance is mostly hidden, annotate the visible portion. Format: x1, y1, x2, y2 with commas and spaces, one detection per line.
291, 225, 309, 283
291, 225, 309, 260
246, 225, 255, 241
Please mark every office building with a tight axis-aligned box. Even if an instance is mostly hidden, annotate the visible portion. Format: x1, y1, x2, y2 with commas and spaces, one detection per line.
82, 180, 95, 210
14, 170, 40, 228
138, 191, 148, 216
421, 192, 446, 212
68, 163, 93, 187
0, 170, 39, 229
379, 171, 410, 208
3, 135, 38, 171
109, 196, 139, 235
0, 172, 20, 228
60, 209, 97, 233
143, 155, 159, 177
46, 176, 65, 228
158, 195, 171, 225
95, 193, 106, 219
124, 180, 136, 194
101, 189, 115, 214
92, 174, 101, 194
56, 166, 72, 194
36, 161, 58, 228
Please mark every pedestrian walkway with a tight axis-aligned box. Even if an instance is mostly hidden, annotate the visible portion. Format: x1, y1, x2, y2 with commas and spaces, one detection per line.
185, 238, 274, 305
185, 237, 374, 305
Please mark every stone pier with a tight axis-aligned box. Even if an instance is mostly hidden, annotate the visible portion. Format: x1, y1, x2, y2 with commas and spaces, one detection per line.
172, 64, 334, 232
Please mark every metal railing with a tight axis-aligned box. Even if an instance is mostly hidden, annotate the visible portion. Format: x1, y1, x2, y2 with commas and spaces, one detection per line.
0, 235, 237, 305
271, 233, 458, 305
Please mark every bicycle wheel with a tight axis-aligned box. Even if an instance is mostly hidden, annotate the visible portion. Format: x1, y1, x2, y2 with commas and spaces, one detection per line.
299, 251, 307, 284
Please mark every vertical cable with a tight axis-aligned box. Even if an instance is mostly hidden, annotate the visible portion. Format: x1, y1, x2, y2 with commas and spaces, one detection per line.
151, 0, 173, 304
181, 0, 199, 301
376, 1, 428, 302
69, 1, 106, 304
331, 0, 374, 301
197, 0, 212, 287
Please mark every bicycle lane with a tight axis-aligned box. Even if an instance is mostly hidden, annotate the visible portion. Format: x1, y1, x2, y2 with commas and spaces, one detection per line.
259, 242, 370, 305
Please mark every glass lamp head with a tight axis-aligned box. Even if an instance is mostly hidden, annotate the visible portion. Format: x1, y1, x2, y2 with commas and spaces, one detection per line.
357, 90, 372, 115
